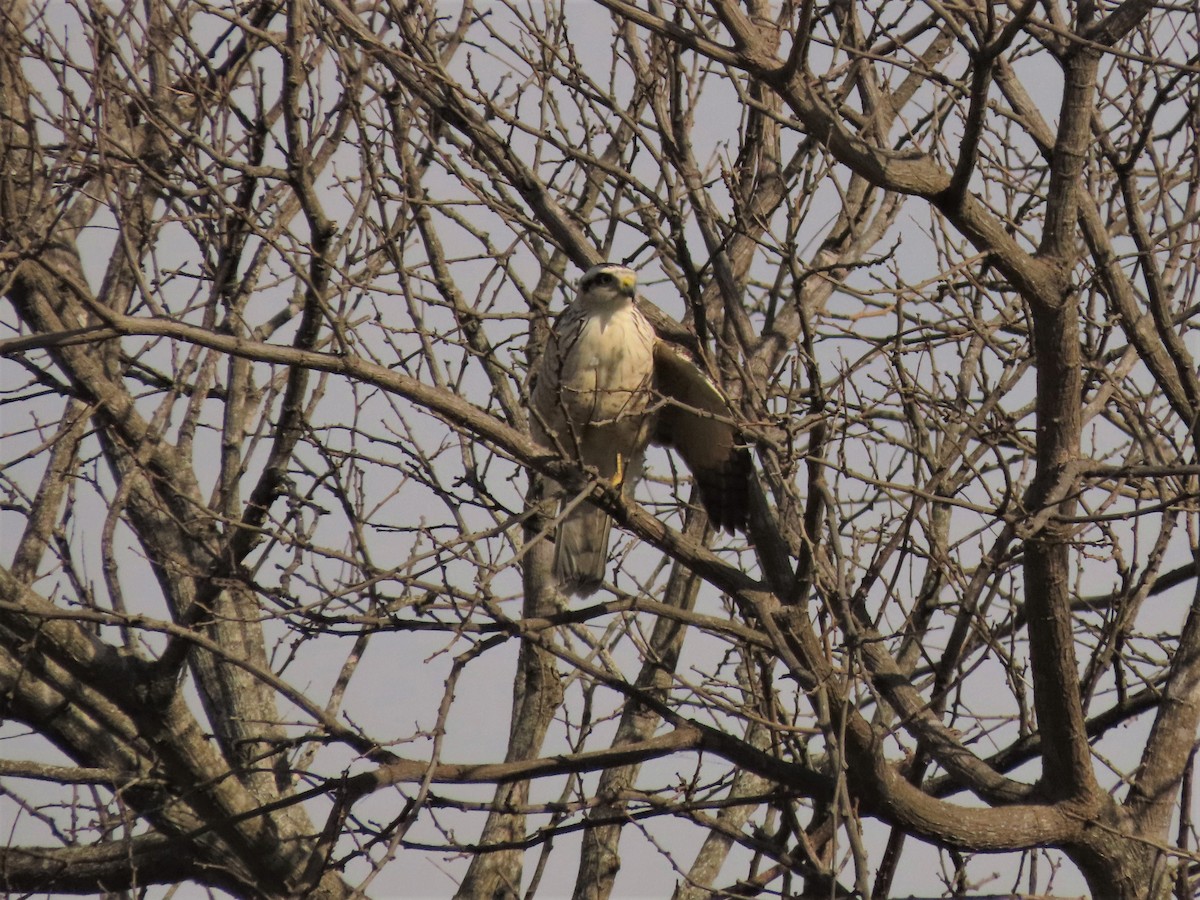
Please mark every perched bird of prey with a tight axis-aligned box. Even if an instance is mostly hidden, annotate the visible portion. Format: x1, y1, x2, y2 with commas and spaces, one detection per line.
531, 263, 751, 595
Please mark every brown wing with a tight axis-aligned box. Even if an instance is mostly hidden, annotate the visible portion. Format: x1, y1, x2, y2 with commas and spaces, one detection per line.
651, 342, 751, 533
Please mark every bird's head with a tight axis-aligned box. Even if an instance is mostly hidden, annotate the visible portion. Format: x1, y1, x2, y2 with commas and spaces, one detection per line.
578, 263, 638, 306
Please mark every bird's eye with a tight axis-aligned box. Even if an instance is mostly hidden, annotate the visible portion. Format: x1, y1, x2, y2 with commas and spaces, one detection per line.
592, 273, 613, 286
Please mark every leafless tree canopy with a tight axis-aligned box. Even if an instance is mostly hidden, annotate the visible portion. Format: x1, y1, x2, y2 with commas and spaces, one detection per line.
2, 0, 1198, 897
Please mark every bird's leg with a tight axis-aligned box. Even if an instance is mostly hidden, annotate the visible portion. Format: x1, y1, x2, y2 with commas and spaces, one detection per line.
611, 452, 626, 489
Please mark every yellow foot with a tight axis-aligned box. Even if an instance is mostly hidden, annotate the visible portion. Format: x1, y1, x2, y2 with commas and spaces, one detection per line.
611, 453, 626, 489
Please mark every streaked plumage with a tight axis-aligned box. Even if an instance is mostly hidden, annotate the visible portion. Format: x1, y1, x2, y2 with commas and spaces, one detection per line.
531, 263, 750, 595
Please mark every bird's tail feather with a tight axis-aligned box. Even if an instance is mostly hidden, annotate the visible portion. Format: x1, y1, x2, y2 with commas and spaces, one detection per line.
554, 504, 612, 596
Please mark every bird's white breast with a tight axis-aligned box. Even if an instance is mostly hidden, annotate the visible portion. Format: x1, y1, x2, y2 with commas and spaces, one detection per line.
562, 305, 655, 424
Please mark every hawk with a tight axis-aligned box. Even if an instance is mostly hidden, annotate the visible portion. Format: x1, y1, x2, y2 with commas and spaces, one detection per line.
531, 263, 751, 595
